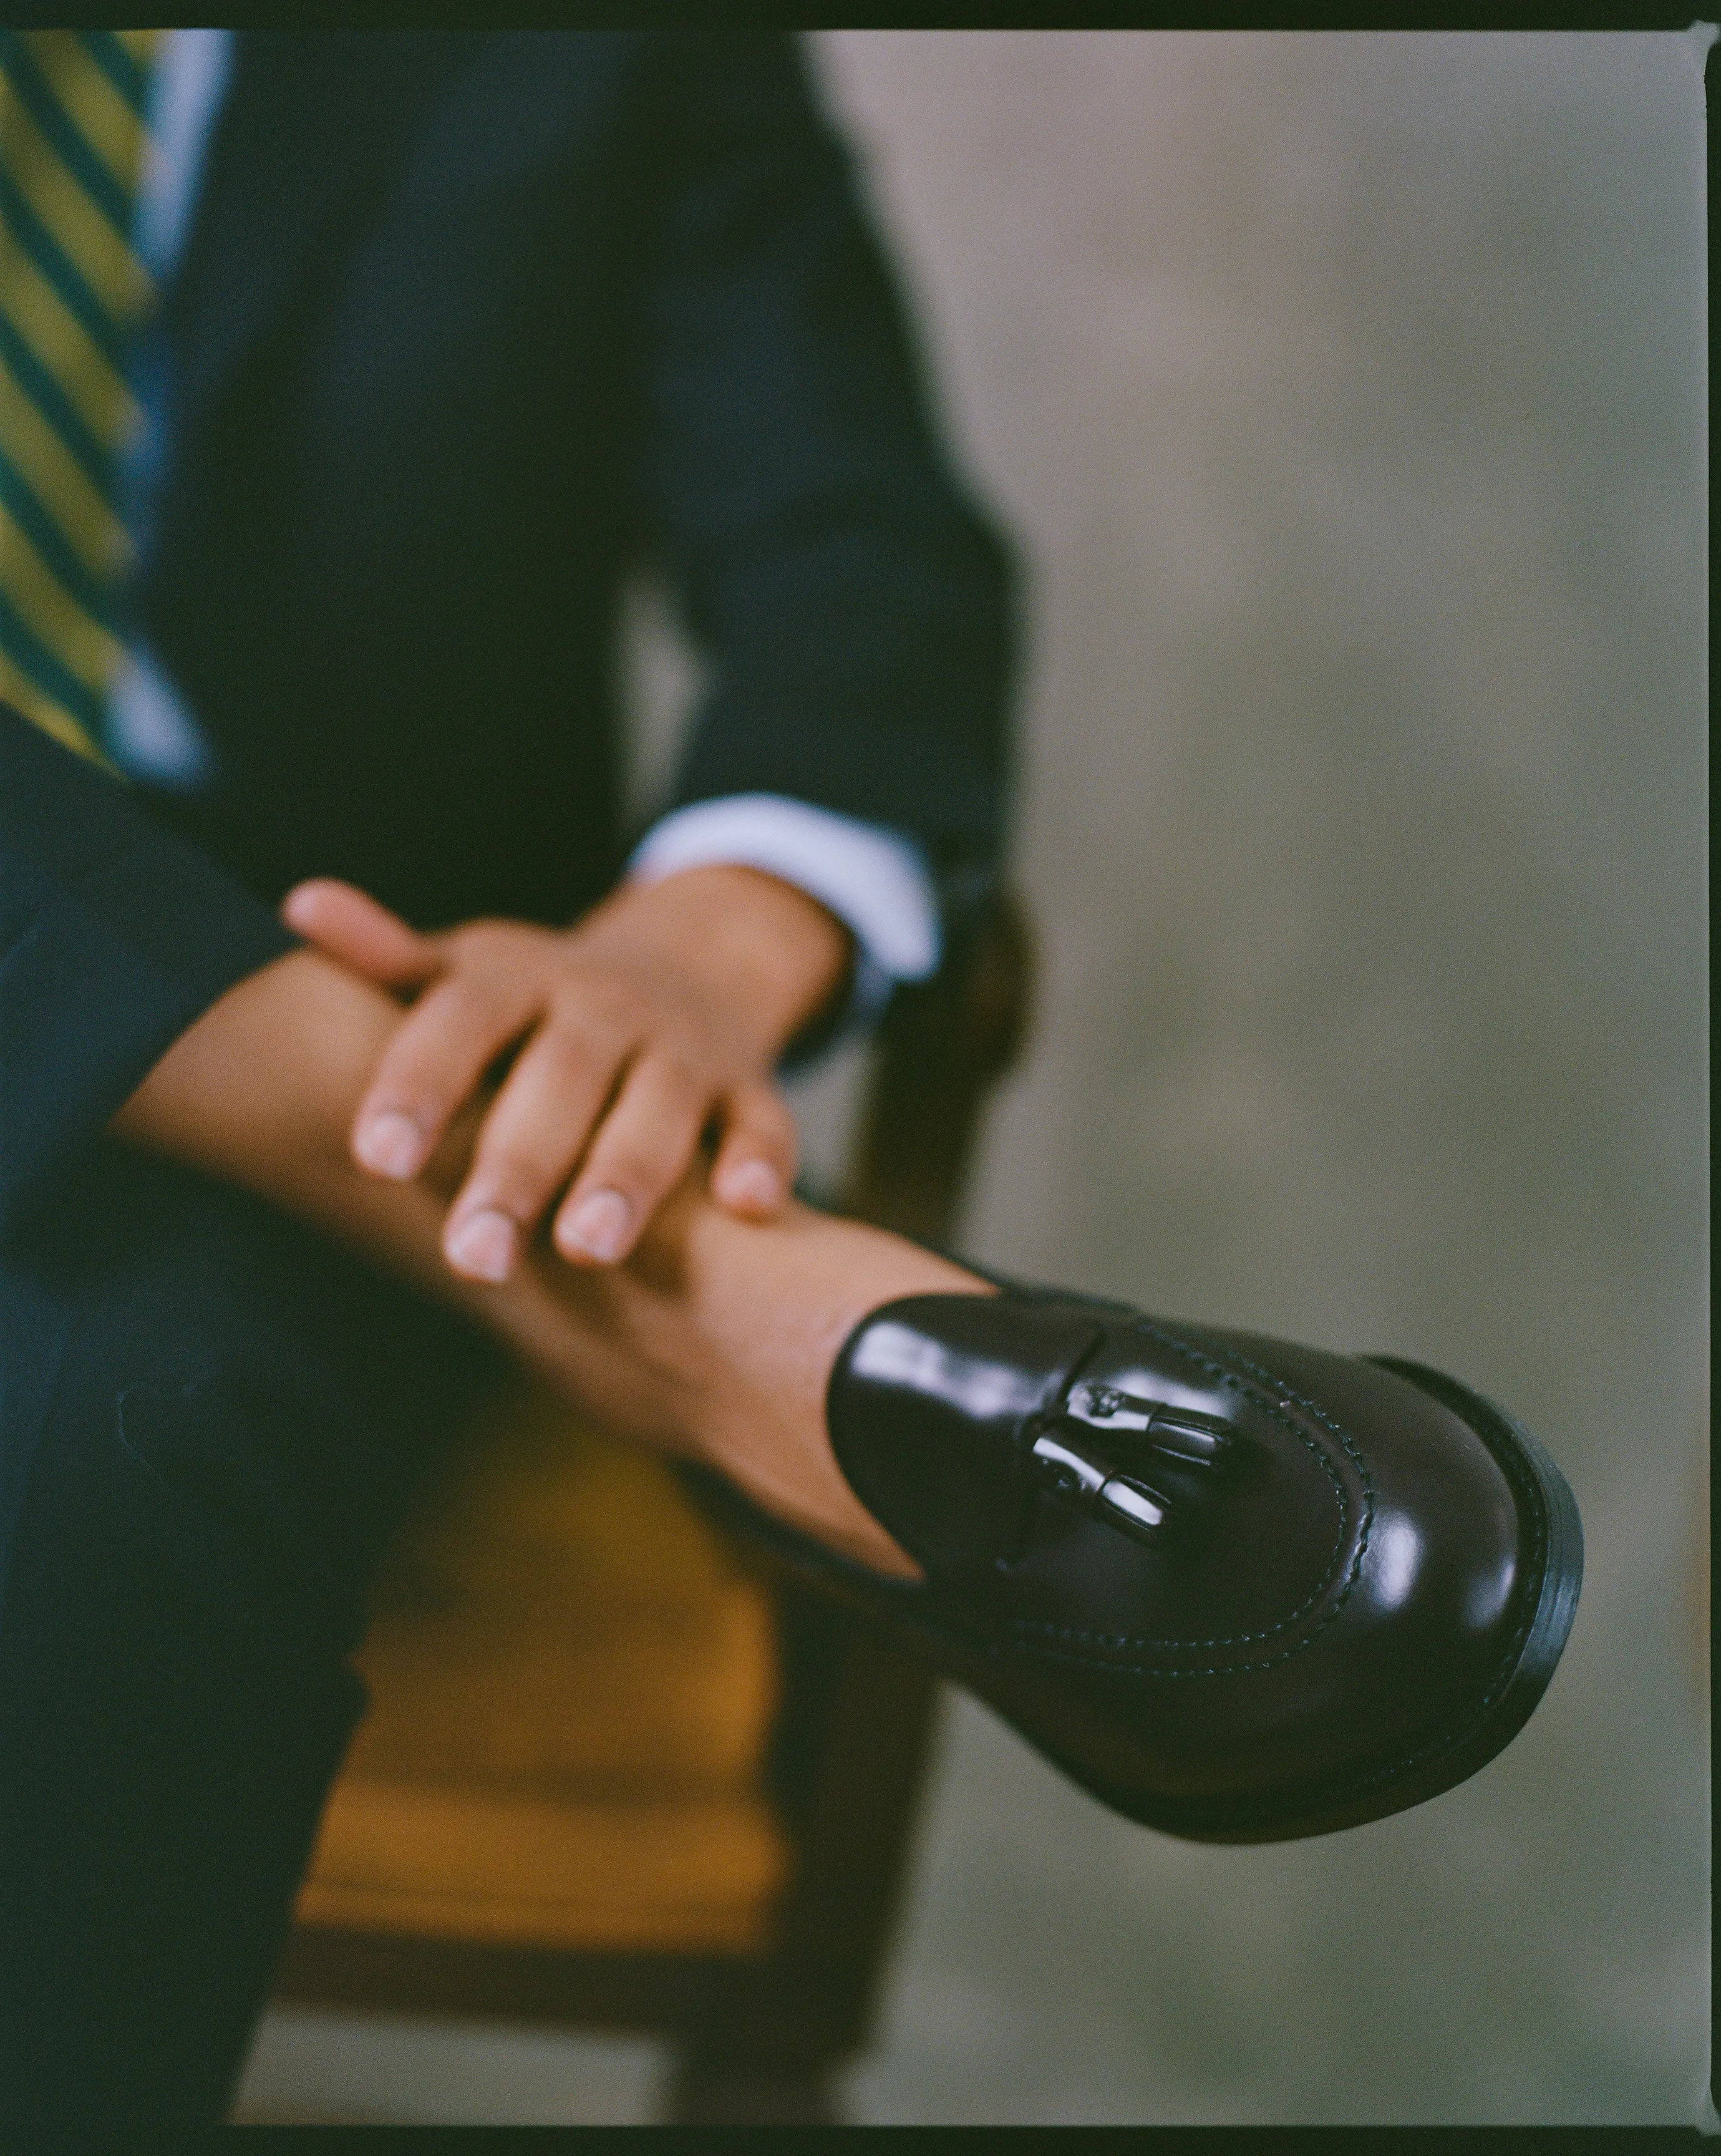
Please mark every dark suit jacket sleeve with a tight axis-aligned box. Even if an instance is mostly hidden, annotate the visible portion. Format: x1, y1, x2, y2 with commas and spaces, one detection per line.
0, 704, 298, 1238
636, 36, 1016, 881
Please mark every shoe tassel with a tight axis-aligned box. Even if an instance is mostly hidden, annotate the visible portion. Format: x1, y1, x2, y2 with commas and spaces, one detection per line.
1028, 1385, 1234, 1547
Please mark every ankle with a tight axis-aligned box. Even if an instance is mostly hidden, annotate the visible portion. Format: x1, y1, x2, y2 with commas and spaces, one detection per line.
684, 1207, 992, 1578
503, 1189, 992, 1579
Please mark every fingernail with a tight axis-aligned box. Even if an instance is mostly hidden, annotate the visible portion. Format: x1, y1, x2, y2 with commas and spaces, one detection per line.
560, 1188, 632, 1263
719, 1159, 782, 1212
446, 1208, 517, 1283
354, 1110, 423, 1180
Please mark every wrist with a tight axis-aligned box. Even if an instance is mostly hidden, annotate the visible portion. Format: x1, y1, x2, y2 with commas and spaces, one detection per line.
611, 863, 853, 1052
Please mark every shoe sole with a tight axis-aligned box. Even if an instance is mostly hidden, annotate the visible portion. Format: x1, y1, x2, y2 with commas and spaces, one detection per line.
684, 1359, 1584, 1845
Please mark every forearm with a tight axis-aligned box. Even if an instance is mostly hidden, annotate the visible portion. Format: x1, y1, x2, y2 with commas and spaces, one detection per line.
104, 938, 943, 1419
109, 948, 558, 1347
107, 946, 719, 1446
107, 941, 976, 1570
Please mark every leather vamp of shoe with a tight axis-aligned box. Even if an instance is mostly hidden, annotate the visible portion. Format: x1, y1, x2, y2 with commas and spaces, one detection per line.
829, 1291, 1536, 1820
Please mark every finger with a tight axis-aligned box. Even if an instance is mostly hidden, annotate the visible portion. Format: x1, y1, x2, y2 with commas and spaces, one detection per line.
351, 971, 541, 1182
550, 1055, 710, 1267
442, 1023, 642, 1280
709, 1080, 798, 1216
281, 878, 442, 991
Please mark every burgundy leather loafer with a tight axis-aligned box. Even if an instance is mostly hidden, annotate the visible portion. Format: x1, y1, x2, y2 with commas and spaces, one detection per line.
688, 1282, 1582, 1843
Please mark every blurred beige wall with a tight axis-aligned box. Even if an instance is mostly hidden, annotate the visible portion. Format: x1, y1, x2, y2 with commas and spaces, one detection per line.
805, 29, 1707, 2125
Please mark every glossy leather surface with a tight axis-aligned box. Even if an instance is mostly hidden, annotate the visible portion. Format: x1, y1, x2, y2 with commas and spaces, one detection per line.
820, 1286, 1581, 1841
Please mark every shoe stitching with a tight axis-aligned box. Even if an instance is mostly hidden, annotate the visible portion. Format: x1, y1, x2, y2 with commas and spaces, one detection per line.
1007, 1340, 1361, 1659
1007, 1317, 1376, 1663
1292, 1404, 1546, 1800
1147, 1378, 1552, 1828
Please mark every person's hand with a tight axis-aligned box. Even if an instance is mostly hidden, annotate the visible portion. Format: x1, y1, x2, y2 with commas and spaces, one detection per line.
279, 865, 852, 1283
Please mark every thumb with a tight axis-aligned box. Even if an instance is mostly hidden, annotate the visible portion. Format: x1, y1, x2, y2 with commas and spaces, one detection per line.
281, 878, 443, 990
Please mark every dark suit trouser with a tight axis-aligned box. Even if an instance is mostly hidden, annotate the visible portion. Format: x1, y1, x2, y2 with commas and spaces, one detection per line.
0, 1139, 495, 2129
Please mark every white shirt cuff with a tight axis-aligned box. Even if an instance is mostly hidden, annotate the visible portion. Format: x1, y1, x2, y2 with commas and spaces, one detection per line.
137, 31, 236, 282
105, 644, 215, 788
626, 792, 941, 1031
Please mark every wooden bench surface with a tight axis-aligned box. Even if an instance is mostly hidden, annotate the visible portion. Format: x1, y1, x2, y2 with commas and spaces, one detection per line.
294, 1377, 790, 1956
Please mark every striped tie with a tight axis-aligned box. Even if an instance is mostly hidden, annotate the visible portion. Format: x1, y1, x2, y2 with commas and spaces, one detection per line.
0, 28, 160, 769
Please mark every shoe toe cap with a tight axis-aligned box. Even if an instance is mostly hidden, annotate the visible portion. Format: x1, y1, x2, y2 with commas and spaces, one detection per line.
1049, 1319, 1559, 1829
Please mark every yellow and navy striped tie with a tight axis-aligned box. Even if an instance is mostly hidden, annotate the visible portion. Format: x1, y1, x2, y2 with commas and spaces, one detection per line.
0, 28, 161, 768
